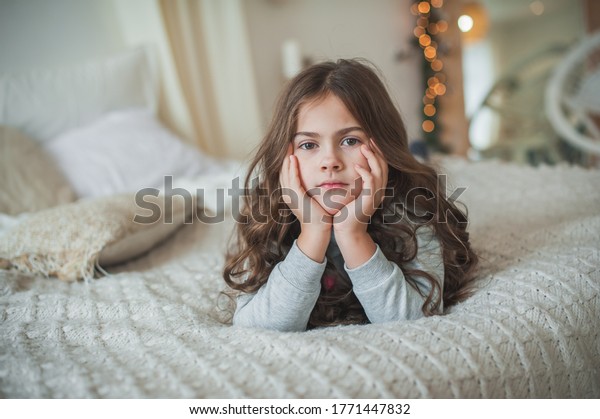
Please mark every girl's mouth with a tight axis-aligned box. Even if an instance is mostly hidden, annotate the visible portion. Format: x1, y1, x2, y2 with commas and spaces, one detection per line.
318, 182, 348, 189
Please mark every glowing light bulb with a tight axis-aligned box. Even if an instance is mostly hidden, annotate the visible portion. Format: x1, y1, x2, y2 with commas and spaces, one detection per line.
424, 104, 437, 116
437, 20, 448, 32
424, 46, 437, 59
422, 120, 435, 133
418, 1, 431, 14
458, 15, 474, 32
427, 76, 439, 87
414, 27, 426, 37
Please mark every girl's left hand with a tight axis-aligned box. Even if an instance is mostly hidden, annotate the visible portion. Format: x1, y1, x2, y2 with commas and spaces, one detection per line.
333, 139, 388, 236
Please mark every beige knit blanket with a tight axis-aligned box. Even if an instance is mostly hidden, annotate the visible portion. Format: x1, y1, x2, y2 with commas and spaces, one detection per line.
1, 158, 599, 398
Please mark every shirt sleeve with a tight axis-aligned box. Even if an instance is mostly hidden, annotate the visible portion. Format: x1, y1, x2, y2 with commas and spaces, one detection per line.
232, 241, 326, 332
346, 227, 444, 323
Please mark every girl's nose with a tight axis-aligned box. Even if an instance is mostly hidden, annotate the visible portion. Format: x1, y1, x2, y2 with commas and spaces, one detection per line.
320, 149, 343, 171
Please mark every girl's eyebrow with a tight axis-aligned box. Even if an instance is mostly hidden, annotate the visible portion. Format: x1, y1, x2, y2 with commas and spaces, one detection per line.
293, 126, 365, 139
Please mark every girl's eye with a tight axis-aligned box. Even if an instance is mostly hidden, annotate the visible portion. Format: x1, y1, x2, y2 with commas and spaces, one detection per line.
341, 137, 361, 147
299, 142, 317, 150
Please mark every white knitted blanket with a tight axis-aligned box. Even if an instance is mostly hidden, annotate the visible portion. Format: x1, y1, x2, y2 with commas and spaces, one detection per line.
1, 158, 599, 398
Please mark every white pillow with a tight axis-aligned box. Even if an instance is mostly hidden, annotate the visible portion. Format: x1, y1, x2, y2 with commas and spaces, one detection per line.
0, 125, 76, 215
45, 108, 224, 198
0, 193, 193, 281
0, 46, 157, 144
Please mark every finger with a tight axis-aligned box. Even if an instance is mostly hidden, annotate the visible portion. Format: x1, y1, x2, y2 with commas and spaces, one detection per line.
368, 139, 387, 163
280, 162, 291, 204
354, 163, 374, 193
368, 139, 389, 189
360, 144, 384, 181
365, 151, 387, 206
289, 155, 306, 195
280, 145, 294, 203
369, 138, 385, 158
284, 143, 293, 162
354, 164, 380, 215
280, 155, 289, 189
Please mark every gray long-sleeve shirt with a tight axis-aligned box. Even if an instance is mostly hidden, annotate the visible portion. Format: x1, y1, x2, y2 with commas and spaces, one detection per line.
233, 227, 444, 332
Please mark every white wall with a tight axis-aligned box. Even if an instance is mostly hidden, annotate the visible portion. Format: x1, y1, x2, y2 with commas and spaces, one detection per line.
0, 0, 424, 153
242, 0, 423, 139
0, 0, 125, 72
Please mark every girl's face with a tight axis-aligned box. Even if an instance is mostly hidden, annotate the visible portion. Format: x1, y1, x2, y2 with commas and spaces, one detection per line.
292, 93, 370, 215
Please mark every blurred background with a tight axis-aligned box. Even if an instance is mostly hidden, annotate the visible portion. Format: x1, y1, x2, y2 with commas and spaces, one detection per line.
1, 0, 598, 166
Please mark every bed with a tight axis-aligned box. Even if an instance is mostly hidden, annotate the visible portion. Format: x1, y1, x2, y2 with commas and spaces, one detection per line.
1, 47, 599, 398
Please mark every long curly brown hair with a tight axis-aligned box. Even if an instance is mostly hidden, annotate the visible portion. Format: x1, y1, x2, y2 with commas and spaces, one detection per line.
223, 59, 477, 328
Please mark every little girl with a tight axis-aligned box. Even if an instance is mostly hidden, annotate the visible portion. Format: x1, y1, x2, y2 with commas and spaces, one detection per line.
223, 58, 477, 331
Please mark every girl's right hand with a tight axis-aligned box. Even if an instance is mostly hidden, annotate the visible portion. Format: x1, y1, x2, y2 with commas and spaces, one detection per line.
280, 144, 332, 262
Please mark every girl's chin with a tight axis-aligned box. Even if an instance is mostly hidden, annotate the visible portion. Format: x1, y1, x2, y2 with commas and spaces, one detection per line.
310, 189, 361, 215
316, 197, 354, 215
322, 206, 341, 216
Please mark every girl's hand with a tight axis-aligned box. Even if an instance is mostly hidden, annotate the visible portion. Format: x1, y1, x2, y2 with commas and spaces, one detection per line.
280, 144, 332, 262
333, 139, 388, 268
334, 139, 388, 234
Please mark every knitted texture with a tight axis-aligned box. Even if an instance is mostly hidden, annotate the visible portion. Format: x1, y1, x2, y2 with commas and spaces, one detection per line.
0, 194, 189, 281
0, 158, 599, 398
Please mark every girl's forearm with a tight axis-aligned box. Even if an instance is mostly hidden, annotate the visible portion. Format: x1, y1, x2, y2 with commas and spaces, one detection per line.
335, 230, 377, 269
297, 227, 331, 263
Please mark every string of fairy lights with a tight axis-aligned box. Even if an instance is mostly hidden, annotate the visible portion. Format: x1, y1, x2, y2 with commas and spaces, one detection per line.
411, 0, 448, 149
